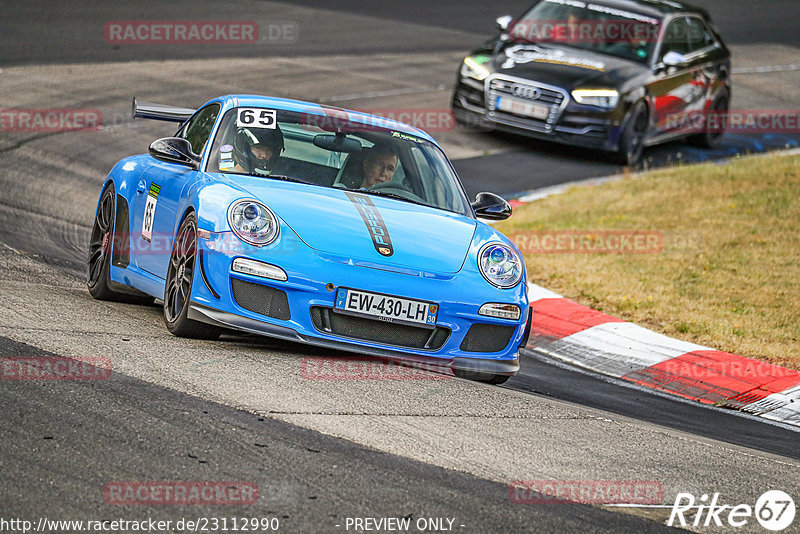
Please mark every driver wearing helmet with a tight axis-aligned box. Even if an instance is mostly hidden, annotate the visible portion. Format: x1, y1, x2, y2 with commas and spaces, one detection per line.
229, 126, 284, 176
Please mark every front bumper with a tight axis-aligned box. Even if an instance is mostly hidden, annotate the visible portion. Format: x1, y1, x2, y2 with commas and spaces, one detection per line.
453, 76, 625, 152
188, 302, 521, 376
190, 230, 528, 376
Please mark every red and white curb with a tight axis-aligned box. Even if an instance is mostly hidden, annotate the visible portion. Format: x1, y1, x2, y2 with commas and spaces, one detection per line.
524, 283, 800, 428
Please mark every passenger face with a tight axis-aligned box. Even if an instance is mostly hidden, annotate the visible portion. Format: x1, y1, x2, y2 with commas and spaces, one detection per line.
363, 153, 398, 188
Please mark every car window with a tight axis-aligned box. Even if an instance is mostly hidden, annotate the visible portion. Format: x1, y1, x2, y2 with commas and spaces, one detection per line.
283, 129, 347, 169
513, 0, 660, 64
659, 17, 691, 60
180, 104, 221, 155
686, 17, 717, 53
205, 107, 473, 216
410, 146, 450, 209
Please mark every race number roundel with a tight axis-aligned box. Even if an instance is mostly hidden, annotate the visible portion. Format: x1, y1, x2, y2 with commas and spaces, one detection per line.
237, 108, 277, 129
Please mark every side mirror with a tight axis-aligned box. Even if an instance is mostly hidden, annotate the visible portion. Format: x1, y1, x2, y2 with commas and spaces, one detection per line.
662, 51, 688, 68
496, 15, 513, 32
472, 192, 512, 221
148, 137, 201, 169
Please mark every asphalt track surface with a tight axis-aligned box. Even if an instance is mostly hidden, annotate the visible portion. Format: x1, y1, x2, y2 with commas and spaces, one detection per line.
4, 1, 800, 196
2, 1, 800, 532
1, 336, 666, 533
515, 350, 800, 461
3, 0, 797, 65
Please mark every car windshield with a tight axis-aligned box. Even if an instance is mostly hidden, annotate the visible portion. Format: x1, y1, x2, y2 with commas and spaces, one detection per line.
511, 0, 661, 64
206, 107, 473, 216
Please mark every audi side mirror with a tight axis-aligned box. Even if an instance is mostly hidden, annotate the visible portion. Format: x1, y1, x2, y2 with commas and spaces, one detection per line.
662, 51, 689, 68
496, 15, 513, 32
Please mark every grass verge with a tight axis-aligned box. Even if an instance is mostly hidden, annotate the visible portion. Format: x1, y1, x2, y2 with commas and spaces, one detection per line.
498, 152, 800, 369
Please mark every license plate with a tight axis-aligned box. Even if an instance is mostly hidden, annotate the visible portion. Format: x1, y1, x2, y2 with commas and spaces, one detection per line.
496, 95, 550, 119
334, 288, 438, 328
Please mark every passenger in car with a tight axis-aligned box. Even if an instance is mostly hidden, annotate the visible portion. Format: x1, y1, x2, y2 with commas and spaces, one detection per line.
359, 143, 399, 188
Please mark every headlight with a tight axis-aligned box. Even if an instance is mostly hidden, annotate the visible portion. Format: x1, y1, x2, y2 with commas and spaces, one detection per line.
479, 303, 521, 320
232, 258, 287, 281
478, 243, 523, 289
227, 199, 279, 246
461, 56, 491, 81
571, 88, 620, 108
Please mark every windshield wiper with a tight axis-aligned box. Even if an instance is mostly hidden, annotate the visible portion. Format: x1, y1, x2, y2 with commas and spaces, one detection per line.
346, 188, 428, 208
261, 174, 313, 185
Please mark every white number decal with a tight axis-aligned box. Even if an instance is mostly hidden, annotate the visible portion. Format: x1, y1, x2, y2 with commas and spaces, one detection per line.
237, 108, 277, 129
142, 194, 158, 242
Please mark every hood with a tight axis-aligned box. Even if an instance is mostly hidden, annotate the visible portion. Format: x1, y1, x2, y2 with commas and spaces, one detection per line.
224, 176, 477, 274
492, 43, 647, 90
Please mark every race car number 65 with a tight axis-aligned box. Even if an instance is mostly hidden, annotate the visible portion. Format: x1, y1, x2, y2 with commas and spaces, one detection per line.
237, 108, 277, 129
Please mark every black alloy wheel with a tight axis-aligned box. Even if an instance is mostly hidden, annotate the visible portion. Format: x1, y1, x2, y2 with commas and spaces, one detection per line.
87, 185, 117, 299
87, 185, 152, 304
615, 101, 648, 167
163, 212, 220, 339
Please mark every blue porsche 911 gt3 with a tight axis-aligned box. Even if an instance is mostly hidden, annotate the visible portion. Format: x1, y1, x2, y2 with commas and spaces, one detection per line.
88, 94, 530, 384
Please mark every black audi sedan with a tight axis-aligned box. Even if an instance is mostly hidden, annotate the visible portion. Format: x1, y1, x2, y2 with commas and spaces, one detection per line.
451, 0, 731, 165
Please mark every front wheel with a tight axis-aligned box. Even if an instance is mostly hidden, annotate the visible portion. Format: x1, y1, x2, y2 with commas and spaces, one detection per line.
613, 101, 648, 167
163, 213, 221, 339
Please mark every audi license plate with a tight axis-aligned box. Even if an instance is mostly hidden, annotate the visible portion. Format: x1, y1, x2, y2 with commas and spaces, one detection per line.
496, 95, 550, 119
334, 288, 438, 328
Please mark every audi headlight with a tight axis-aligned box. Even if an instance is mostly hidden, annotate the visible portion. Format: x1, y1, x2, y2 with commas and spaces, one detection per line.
571, 88, 620, 109
461, 56, 491, 81
227, 199, 279, 247
478, 243, 523, 289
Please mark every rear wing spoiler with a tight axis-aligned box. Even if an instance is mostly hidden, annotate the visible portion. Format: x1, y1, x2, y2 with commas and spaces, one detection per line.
131, 97, 195, 123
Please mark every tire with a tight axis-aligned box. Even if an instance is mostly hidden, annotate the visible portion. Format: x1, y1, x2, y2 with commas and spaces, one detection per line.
163, 212, 221, 339
689, 91, 729, 148
612, 100, 648, 167
87, 185, 153, 305
453, 107, 467, 127
453, 368, 511, 385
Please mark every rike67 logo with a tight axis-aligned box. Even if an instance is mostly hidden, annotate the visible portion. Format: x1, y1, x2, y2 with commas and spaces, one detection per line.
669, 490, 795, 531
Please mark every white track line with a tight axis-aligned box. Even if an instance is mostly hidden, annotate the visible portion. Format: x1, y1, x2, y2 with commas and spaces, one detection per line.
734, 64, 800, 74
325, 86, 446, 102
